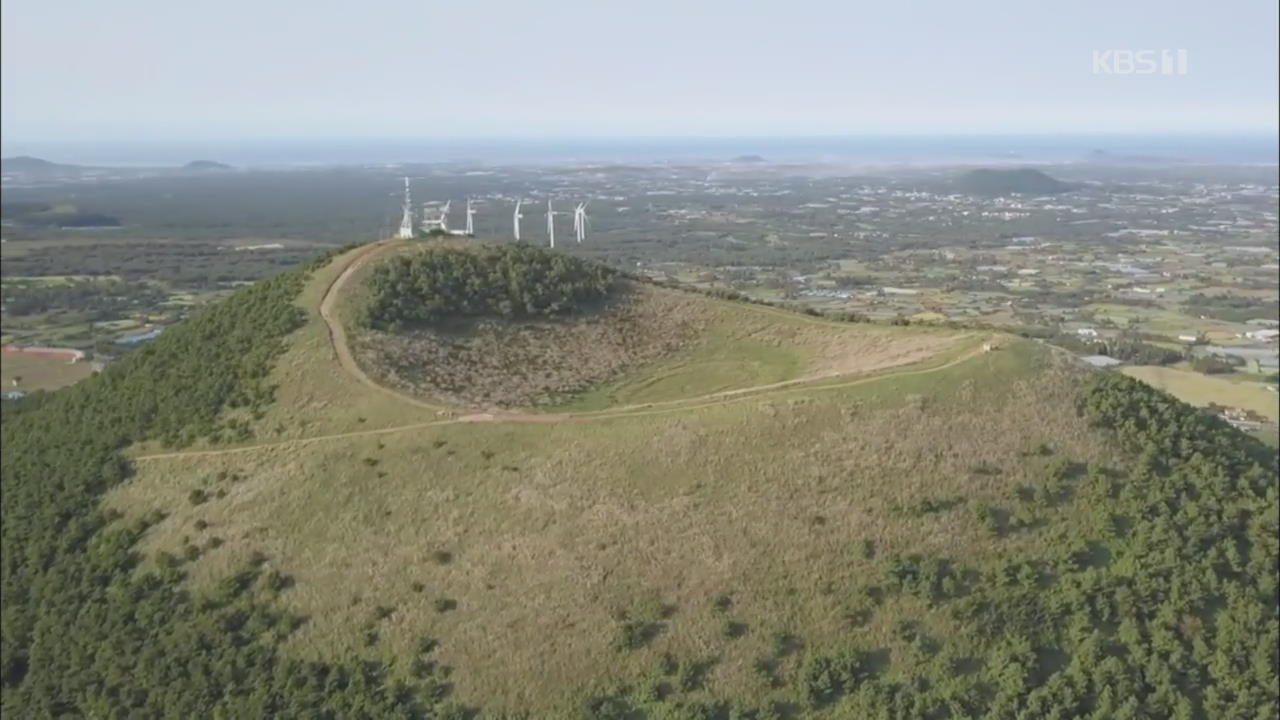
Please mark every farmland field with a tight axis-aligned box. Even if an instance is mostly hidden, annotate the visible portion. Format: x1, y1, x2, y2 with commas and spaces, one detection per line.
0, 350, 95, 391
1121, 364, 1279, 422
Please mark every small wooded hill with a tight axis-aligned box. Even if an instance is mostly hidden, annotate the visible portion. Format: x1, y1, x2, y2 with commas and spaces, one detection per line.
953, 167, 1074, 195
2, 242, 1277, 718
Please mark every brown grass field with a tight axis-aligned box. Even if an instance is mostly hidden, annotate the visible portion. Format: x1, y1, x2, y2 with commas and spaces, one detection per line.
1, 350, 95, 391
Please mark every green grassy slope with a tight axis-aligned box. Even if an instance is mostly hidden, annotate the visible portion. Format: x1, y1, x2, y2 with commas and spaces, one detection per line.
4, 244, 1276, 719
114, 337, 1115, 715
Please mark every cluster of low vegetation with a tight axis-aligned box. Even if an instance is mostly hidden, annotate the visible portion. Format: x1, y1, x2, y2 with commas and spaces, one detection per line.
361, 243, 615, 330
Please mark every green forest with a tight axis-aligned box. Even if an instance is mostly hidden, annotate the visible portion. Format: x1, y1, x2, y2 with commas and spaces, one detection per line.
361, 243, 615, 330
1, 242, 1277, 718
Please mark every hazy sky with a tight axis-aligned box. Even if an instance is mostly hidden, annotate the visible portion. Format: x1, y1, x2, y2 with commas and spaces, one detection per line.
2, 0, 1277, 142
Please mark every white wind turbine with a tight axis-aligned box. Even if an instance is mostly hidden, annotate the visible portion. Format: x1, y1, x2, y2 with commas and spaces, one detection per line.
437, 200, 451, 233
572, 201, 590, 243
513, 199, 524, 241
464, 198, 476, 236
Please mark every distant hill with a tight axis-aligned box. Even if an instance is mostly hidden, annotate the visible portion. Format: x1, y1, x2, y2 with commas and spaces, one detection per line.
1, 155, 86, 176
954, 167, 1074, 195
2, 156, 231, 181
730, 154, 766, 163
182, 160, 232, 171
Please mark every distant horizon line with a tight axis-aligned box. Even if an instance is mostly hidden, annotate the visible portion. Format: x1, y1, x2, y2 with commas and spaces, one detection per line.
5, 130, 1279, 145
5, 132, 1275, 170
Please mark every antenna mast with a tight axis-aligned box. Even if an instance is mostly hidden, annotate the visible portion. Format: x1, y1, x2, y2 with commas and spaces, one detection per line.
397, 177, 415, 239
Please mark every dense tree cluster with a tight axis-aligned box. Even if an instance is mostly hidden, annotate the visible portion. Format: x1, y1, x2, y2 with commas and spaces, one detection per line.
1051, 332, 1184, 365
362, 243, 615, 330
1, 245, 461, 717
1191, 355, 1242, 375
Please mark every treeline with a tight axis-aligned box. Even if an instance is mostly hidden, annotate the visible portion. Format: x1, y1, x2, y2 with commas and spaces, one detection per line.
1050, 331, 1184, 365
2, 241, 316, 288
1, 279, 169, 318
362, 243, 615, 330
1, 244, 464, 717
1184, 293, 1280, 323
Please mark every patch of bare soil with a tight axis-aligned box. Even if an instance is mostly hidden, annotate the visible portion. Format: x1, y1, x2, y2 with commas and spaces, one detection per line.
351, 283, 710, 409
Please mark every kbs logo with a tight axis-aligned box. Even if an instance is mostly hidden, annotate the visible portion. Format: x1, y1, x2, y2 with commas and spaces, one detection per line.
1092, 49, 1189, 75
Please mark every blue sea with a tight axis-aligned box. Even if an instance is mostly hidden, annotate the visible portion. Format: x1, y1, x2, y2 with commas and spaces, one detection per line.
3, 134, 1276, 169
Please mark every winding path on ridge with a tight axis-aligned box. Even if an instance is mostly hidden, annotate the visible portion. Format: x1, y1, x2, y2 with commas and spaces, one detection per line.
318, 240, 445, 412
135, 241, 985, 461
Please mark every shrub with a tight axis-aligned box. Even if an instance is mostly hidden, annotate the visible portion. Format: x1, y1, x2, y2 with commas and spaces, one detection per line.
800, 649, 872, 707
